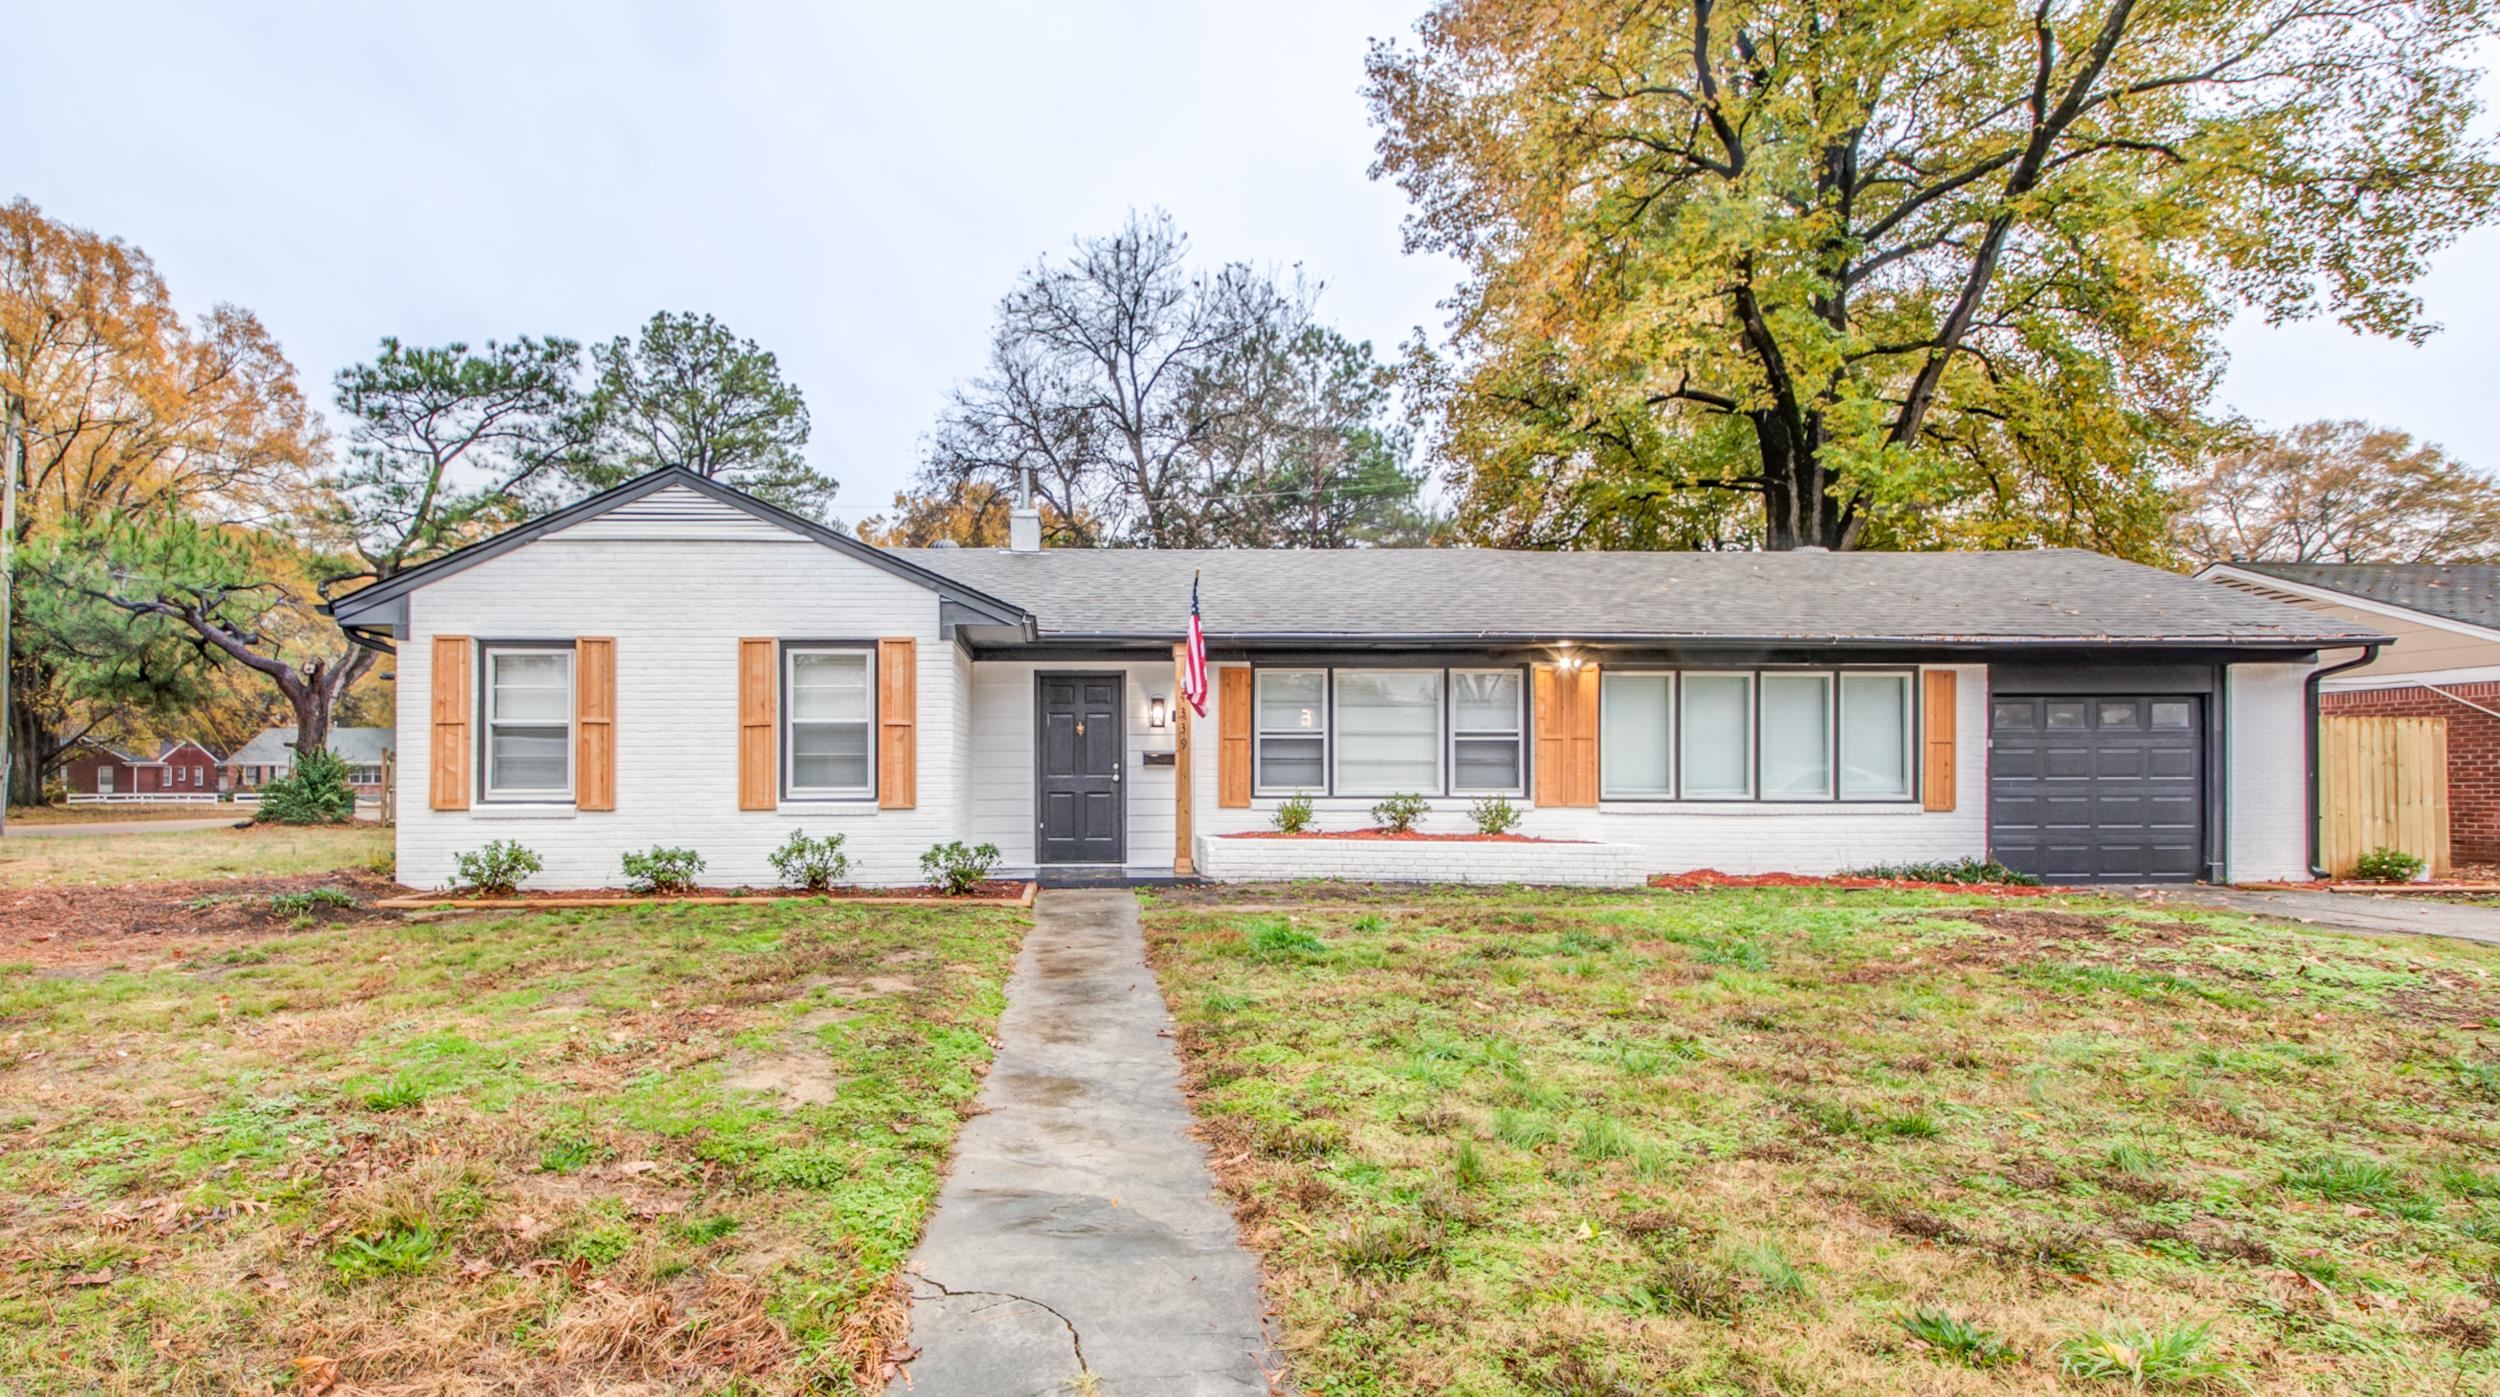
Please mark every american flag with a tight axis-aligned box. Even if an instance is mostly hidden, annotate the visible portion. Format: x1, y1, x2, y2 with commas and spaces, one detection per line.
1183, 571, 1209, 717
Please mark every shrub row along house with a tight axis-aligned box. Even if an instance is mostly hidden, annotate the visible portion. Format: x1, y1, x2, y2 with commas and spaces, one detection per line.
325, 468, 2386, 891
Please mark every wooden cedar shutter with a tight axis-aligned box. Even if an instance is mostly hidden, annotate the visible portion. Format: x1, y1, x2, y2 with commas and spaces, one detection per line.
1922, 670, 1958, 812
878, 638, 917, 809
575, 638, 615, 811
429, 636, 471, 810
1218, 666, 1252, 807
1532, 664, 1600, 807
738, 639, 777, 810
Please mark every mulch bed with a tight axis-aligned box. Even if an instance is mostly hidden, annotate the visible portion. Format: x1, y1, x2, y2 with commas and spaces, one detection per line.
1221, 829, 1585, 843
0, 867, 400, 948
372, 881, 1034, 910
1648, 868, 2060, 896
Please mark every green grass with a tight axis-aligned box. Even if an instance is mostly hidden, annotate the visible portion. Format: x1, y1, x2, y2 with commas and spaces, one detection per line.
0, 822, 390, 886
1145, 886, 2500, 1394
0, 898, 1023, 1392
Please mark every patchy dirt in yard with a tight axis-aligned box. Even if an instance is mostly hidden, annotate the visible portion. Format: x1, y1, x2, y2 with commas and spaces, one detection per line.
1651, 867, 2058, 895
0, 867, 402, 962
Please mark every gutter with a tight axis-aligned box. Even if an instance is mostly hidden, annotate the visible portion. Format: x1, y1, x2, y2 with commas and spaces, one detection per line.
1022, 630, 2390, 652
2305, 642, 2385, 878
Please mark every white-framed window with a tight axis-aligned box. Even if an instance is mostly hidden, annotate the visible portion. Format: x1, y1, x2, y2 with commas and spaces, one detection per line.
1678, 672, 1755, 799
1449, 669, 1525, 795
1600, 671, 1674, 799
784, 645, 875, 799
483, 645, 575, 801
1839, 671, 1915, 800
1254, 669, 1328, 794
1333, 669, 1445, 795
1760, 671, 1835, 800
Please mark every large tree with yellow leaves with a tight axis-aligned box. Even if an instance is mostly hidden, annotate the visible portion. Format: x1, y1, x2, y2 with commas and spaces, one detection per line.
1369, 0, 2500, 554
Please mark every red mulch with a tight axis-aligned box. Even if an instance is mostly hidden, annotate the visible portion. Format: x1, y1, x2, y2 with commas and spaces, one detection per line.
1647, 868, 2060, 896
1221, 830, 1586, 843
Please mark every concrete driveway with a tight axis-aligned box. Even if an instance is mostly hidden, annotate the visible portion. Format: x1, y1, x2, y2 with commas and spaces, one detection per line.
2139, 886, 2500, 947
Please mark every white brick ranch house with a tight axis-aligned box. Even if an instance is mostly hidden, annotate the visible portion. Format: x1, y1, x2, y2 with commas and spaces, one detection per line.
325, 468, 2388, 891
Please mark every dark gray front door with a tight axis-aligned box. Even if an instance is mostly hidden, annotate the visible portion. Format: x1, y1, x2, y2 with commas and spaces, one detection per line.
1036, 673, 1124, 864
1990, 695, 2203, 883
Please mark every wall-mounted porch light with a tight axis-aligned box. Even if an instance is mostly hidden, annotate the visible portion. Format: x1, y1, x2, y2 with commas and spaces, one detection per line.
1555, 644, 1583, 673
1149, 695, 1170, 729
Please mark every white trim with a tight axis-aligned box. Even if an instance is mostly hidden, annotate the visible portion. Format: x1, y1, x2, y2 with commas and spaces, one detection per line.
2322, 662, 2500, 691
483, 645, 576, 802
2198, 564, 2500, 645
1447, 667, 1527, 797
783, 644, 877, 801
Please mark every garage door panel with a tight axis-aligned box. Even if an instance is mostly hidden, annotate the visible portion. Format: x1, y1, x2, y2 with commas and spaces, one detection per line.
1991, 693, 2202, 884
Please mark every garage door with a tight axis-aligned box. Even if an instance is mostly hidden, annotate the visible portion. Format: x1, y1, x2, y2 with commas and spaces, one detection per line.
1989, 695, 2203, 883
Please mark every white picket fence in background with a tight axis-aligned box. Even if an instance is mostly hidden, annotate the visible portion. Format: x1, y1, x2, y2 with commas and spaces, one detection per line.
65, 792, 226, 806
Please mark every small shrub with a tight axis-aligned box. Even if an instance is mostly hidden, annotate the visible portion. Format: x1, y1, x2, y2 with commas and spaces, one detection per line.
768, 829, 852, 891
2352, 846, 2426, 883
268, 887, 358, 916
1841, 857, 2041, 886
1469, 795, 1522, 836
1371, 792, 1429, 833
1247, 917, 1326, 961
1272, 794, 1316, 834
920, 840, 1001, 895
2058, 1320, 2233, 1388
1900, 1308, 2020, 1368
255, 748, 356, 825
327, 1224, 442, 1283
1336, 1218, 1438, 1278
451, 840, 541, 897
620, 846, 704, 894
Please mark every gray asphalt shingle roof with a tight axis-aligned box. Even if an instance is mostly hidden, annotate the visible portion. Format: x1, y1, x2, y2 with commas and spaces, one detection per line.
224, 726, 396, 767
2221, 562, 2500, 632
894, 546, 2384, 646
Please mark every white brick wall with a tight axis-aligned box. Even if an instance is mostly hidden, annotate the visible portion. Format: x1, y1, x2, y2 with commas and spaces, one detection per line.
1181, 661, 1991, 877
1195, 834, 1650, 887
969, 658, 1185, 871
2226, 660, 2316, 882
397, 514, 960, 890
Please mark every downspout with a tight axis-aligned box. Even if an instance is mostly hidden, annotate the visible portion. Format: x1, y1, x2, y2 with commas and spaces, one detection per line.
2305, 643, 2384, 878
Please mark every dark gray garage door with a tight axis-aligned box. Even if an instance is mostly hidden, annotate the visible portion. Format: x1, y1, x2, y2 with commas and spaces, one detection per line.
1989, 695, 2203, 883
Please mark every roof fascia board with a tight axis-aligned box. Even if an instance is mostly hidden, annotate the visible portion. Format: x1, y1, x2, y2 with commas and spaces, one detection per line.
2199, 563, 2500, 646
1008, 629, 2384, 650
2322, 661, 2500, 690
326, 467, 1031, 629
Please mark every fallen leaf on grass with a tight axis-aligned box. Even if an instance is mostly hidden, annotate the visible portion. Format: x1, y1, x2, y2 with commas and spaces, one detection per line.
62, 1270, 113, 1287
293, 1355, 340, 1393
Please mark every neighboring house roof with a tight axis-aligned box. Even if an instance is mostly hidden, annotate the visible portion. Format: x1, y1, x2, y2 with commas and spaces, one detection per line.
325, 468, 1030, 631
2207, 562, 2500, 632
893, 546, 2388, 648
224, 726, 396, 766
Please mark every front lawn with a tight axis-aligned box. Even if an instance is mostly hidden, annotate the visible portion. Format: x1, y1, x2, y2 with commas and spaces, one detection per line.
0, 898, 1023, 1392
0, 822, 389, 887
1146, 886, 2500, 1394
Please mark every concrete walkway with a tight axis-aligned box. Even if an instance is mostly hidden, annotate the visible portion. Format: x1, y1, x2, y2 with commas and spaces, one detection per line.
903, 889, 1276, 1396
2141, 886, 2500, 947
3, 817, 245, 838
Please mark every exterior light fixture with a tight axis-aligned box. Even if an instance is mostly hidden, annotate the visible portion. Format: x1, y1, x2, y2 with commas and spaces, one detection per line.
1149, 695, 1169, 729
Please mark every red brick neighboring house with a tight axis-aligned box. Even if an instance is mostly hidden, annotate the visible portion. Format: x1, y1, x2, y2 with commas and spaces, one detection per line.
63, 740, 225, 798
2201, 563, 2500, 863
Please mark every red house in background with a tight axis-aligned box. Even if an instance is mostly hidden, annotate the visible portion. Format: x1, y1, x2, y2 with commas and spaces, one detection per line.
63, 740, 224, 799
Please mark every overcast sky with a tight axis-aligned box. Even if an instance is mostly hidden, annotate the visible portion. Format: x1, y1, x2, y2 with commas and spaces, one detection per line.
17, 2, 2499, 525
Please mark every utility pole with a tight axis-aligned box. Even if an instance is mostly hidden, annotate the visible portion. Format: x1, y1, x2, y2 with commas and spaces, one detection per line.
0, 390, 17, 834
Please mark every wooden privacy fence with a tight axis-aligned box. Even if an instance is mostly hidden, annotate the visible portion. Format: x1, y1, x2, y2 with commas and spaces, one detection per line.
2319, 715, 2449, 877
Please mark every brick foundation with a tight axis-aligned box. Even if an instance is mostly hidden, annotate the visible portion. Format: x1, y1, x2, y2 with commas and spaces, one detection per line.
2319, 681, 2500, 863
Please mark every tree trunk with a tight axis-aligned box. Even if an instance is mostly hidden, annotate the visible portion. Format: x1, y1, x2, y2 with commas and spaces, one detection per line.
289, 670, 334, 755
9, 687, 45, 805
1752, 411, 1850, 549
